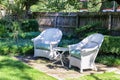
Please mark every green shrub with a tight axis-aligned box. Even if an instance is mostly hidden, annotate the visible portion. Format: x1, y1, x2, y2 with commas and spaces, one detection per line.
9, 45, 19, 54
74, 22, 109, 39
0, 19, 39, 38
7, 32, 40, 39
100, 35, 120, 55
19, 41, 33, 55
0, 45, 9, 55
0, 24, 6, 37
0, 19, 10, 24
59, 39, 79, 47
96, 55, 120, 66
0, 39, 33, 55
0, 31, 40, 55
19, 32, 40, 39
0, 19, 13, 32
21, 19, 39, 32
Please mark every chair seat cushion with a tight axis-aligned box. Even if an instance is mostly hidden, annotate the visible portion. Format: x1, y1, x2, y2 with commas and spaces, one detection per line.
36, 43, 50, 50
70, 50, 81, 59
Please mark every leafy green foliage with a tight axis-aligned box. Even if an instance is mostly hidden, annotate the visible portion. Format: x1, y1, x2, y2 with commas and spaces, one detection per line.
0, 19, 12, 37
0, 0, 39, 18
88, 0, 102, 12
0, 19, 39, 39
74, 22, 109, 38
19, 32, 40, 39
5, 31, 39, 39
0, 32, 40, 55
100, 35, 120, 55
30, 0, 82, 12
0, 24, 6, 37
59, 39, 79, 47
0, 39, 33, 55
21, 19, 39, 32
96, 55, 120, 66
0, 20, 21, 39
30, 0, 113, 12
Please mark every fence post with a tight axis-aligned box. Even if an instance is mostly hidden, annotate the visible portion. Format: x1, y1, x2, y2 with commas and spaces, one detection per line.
108, 14, 112, 30
76, 13, 79, 28
54, 15, 58, 27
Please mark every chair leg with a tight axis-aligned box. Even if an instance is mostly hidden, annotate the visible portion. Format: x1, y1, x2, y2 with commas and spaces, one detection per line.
80, 63, 83, 73
80, 69, 83, 73
93, 66, 97, 71
60, 54, 64, 66
69, 64, 71, 68
92, 64, 97, 71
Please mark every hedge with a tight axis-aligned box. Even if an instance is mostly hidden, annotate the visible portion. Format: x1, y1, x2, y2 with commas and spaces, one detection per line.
100, 35, 120, 55
21, 19, 39, 32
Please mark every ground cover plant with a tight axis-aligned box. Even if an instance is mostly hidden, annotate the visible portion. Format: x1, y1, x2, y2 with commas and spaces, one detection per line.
0, 56, 57, 80
0, 38, 33, 55
0, 31, 40, 55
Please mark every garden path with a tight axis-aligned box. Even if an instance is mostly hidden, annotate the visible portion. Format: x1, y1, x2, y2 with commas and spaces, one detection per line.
15, 55, 120, 80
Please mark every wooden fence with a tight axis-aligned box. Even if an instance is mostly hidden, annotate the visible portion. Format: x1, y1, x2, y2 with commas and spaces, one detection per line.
32, 12, 120, 35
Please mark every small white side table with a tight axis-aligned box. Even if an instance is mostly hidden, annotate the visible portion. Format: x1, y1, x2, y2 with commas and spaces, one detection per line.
53, 47, 69, 67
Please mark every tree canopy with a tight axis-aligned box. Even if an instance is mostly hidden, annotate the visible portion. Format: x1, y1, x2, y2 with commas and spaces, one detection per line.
0, 0, 120, 13
30, 0, 120, 12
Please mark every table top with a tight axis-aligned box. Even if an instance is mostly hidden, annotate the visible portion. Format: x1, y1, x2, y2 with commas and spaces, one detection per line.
54, 47, 69, 52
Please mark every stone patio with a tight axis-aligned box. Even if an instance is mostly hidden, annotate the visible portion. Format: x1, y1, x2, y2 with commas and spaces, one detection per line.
15, 55, 120, 80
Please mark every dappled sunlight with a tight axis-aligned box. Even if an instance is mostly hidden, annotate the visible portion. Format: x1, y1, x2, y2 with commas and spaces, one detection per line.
0, 57, 34, 80
0, 56, 57, 80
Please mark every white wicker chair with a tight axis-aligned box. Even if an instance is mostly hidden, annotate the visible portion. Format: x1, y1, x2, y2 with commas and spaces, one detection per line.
31, 28, 62, 60
68, 33, 104, 73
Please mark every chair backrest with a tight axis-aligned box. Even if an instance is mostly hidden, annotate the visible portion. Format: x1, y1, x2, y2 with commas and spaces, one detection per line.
79, 33, 104, 48
89, 33, 104, 47
40, 28, 62, 44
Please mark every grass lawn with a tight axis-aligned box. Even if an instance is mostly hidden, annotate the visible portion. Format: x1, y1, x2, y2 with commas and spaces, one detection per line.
0, 56, 57, 80
66, 72, 120, 80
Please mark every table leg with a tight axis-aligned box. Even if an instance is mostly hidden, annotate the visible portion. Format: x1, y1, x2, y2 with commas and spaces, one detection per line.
53, 51, 65, 67
60, 53, 64, 66
60, 51, 66, 67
